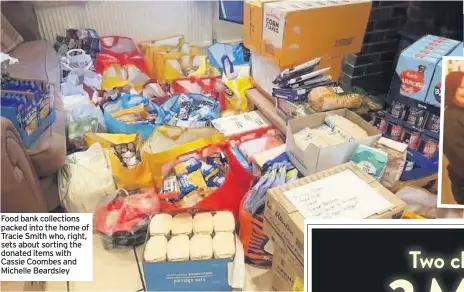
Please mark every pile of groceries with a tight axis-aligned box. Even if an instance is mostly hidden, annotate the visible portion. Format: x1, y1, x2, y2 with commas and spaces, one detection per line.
3, 22, 456, 292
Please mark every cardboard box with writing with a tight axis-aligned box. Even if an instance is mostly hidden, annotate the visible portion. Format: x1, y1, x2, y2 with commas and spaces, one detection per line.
244, 0, 372, 69
263, 163, 407, 263
263, 220, 304, 291
286, 108, 382, 176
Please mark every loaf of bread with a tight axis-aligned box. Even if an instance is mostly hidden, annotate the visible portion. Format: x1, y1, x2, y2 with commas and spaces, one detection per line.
309, 86, 363, 111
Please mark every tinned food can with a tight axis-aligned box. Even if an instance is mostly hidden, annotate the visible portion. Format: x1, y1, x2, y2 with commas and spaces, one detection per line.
401, 129, 421, 151
391, 101, 407, 120
387, 123, 403, 141
425, 113, 440, 133
406, 106, 426, 127
373, 111, 387, 133
418, 138, 438, 158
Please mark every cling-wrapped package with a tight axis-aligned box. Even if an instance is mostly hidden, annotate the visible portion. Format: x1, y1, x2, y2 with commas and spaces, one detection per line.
94, 188, 160, 250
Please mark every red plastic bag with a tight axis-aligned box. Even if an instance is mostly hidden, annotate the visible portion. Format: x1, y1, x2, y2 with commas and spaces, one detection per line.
158, 144, 253, 220
171, 77, 226, 111
94, 188, 160, 249
227, 125, 282, 193
96, 36, 147, 75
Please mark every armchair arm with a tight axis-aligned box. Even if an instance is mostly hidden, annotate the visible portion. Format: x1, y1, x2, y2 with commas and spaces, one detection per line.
1, 118, 48, 212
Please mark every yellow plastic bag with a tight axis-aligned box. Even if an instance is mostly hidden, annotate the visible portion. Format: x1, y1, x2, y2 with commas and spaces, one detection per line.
223, 76, 252, 111
84, 133, 155, 190
141, 126, 225, 189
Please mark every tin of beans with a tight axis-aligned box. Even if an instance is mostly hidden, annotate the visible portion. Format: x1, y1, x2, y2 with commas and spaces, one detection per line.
401, 129, 421, 151
391, 101, 406, 120
425, 113, 440, 133
417, 138, 438, 158
387, 123, 403, 141
373, 111, 387, 133
406, 106, 426, 127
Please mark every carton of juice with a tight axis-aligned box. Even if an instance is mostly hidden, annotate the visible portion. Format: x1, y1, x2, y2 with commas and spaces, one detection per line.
390, 35, 460, 103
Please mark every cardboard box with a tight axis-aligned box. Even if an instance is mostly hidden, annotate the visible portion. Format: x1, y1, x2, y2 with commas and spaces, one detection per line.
271, 241, 304, 292
244, 0, 372, 68
0, 281, 45, 292
251, 51, 343, 96
263, 162, 407, 262
425, 42, 463, 107
142, 212, 244, 291
286, 108, 381, 176
390, 35, 461, 105
212, 110, 271, 137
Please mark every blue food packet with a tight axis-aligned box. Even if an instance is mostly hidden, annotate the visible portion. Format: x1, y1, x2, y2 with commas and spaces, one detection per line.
231, 145, 252, 173
176, 169, 207, 196
206, 174, 225, 188
174, 157, 202, 175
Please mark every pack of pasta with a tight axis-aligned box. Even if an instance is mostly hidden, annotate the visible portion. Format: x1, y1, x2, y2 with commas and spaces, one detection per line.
142, 211, 241, 291
286, 109, 382, 176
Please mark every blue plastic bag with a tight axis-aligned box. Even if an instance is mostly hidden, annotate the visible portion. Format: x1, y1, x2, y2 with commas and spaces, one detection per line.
161, 93, 220, 127
103, 94, 166, 140
207, 42, 246, 75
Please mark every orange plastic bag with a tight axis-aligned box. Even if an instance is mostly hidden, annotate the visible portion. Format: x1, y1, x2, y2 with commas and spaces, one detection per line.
238, 202, 273, 266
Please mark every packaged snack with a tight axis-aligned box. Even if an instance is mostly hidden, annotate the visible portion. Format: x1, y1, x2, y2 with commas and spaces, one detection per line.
192, 212, 214, 235
324, 114, 368, 139
171, 94, 193, 119
190, 234, 213, 260
163, 176, 179, 194
200, 163, 219, 182
167, 235, 190, 261
149, 213, 172, 236
212, 232, 236, 259
206, 174, 225, 188
205, 152, 228, 175
175, 188, 217, 208
144, 236, 168, 262
174, 158, 202, 175
231, 146, 252, 173
171, 214, 193, 235
213, 211, 235, 232
188, 105, 215, 121
238, 136, 283, 162
177, 169, 207, 196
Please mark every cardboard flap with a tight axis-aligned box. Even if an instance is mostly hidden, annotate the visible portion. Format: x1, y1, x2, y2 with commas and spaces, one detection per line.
377, 137, 408, 153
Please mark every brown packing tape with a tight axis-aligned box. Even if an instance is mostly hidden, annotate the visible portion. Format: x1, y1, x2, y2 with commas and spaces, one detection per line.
264, 162, 407, 263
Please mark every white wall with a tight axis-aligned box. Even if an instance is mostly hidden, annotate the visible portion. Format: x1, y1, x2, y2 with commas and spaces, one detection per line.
35, 1, 243, 46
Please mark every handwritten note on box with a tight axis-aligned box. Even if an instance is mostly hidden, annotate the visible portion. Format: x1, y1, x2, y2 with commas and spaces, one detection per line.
283, 170, 393, 219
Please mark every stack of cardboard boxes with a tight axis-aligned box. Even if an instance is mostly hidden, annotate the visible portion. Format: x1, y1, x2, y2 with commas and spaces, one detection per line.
243, 0, 373, 104
263, 163, 407, 291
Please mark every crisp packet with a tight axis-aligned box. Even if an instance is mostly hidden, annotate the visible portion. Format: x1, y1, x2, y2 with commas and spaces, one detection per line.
206, 174, 225, 188
206, 152, 228, 175
163, 176, 179, 193
177, 170, 207, 196
188, 105, 215, 121
173, 94, 193, 120
201, 163, 220, 182
174, 158, 202, 176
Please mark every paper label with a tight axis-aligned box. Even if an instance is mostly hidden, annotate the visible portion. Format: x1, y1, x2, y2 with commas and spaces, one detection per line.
283, 170, 393, 219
